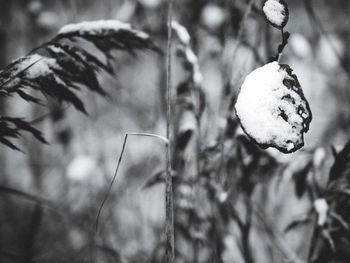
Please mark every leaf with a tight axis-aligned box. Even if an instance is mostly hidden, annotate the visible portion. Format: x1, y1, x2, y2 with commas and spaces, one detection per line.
284, 215, 312, 233
235, 62, 312, 153
54, 20, 160, 56
142, 170, 166, 189
293, 161, 313, 198
142, 170, 176, 189
0, 20, 159, 150
329, 140, 350, 182
263, 0, 289, 29
308, 139, 350, 262
0, 117, 47, 151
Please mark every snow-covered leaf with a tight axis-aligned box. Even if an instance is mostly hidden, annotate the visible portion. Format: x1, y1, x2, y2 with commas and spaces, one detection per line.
263, 0, 289, 29
0, 19, 158, 150
56, 20, 158, 56
234, 62, 312, 153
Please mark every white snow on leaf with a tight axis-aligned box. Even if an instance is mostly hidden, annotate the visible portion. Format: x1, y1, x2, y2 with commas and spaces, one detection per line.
263, 0, 288, 28
314, 198, 328, 227
234, 61, 311, 153
172, 20, 203, 86
58, 19, 149, 39
185, 49, 203, 85
13, 54, 58, 79
171, 21, 190, 45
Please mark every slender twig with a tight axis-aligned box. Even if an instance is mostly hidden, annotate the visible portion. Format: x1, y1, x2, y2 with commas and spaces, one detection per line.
95, 133, 129, 232
275, 29, 290, 62
127, 132, 169, 144
165, 0, 175, 261
94, 132, 170, 232
0, 185, 54, 208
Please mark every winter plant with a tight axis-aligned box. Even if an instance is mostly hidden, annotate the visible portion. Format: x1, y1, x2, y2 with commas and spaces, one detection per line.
0, 19, 158, 150
235, 0, 312, 153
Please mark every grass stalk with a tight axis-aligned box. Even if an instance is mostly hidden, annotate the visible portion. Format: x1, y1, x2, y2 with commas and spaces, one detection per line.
165, 0, 175, 261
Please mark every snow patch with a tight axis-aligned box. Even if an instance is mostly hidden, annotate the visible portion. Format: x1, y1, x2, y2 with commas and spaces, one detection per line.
15, 54, 58, 79
263, 0, 288, 28
58, 19, 149, 39
171, 21, 190, 45
314, 198, 328, 227
172, 21, 202, 86
234, 62, 311, 153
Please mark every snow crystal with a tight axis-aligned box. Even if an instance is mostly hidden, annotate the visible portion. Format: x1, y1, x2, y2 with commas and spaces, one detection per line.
234, 62, 311, 153
58, 20, 149, 39
314, 198, 328, 226
263, 0, 288, 28
171, 21, 190, 45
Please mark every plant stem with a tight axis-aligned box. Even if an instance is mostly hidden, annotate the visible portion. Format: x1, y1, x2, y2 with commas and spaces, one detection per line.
95, 134, 129, 232
276, 29, 290, 62
165, 0, 175, 262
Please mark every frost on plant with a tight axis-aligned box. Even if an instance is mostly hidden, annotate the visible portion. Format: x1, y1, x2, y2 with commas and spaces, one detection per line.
0, 19, 157, 150
58, 19, 149, 39
263, 0, 289, 29
171, 21, 203, 86
314, 198, 329, 227
234, 62, 312, 153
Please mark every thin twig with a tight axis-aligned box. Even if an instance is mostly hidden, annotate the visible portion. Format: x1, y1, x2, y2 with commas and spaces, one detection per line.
95, 133, 128, 232
276, 29, 290, 62
94, 132, 170, 232
127, 132, 169, 144
165, 0, 175, 261
0, 185, 53, 208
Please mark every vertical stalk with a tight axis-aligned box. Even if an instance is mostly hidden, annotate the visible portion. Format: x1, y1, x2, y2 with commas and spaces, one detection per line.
165, 0, 175, 262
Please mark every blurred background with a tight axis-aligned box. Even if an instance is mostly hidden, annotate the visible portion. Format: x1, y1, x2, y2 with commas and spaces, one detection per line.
0, 0, 349, 262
